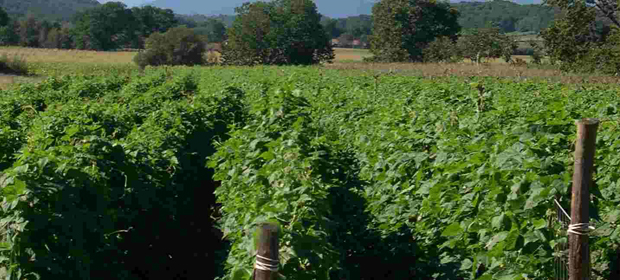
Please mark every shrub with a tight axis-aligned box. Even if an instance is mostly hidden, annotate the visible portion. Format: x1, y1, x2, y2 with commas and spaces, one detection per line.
423, 36, 463, 63
458, 28, 517, 64
0, 54, 28, 75
133, 26, 206, 69
529, 40, 545, 64
513, 48, 535, 56
205, 51, 221, 65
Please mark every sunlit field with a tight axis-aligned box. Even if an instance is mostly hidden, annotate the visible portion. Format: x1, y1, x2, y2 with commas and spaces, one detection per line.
333, 47, 372, 61
0, 46, 136, 64
0, 46, 617, 90
0, 47, 374, 66
0, 46, 534, 69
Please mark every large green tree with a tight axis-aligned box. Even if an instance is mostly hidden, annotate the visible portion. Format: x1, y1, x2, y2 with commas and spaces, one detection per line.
540, 3, 597, 68
17, 14, 40, 47
546, 0, 620, 28
194, 18, 227, 43
131, 5, 177, 48
0, 7, 17, 47
541, 0, 620, 73
0, 6, 9, 27
73, 2, 135, 51
222, 0, 334, 66
369, 0, 461, 62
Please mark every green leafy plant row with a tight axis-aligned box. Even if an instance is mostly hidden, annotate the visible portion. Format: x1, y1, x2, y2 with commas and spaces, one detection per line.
2, 66, 620, 280
0, 68, 243, 280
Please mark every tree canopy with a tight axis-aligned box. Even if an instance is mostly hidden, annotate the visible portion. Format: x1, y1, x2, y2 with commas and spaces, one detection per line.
72, 2, 177, 51
458, 28, 517, 64
453, 1, 558, 33
193, 18, 227, 43
540, 0, 620, 73
133, 26, 206, 69
369, 0, 461, 62
222, 0, 334, 66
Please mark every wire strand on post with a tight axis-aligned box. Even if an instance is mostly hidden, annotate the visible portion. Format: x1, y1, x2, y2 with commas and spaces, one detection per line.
567, 223, 594, 236
255, 254, 279, 272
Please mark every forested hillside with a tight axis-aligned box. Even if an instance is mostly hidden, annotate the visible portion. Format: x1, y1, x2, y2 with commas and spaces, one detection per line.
0, 0, 100, 21
0, 0, 557, 34
453, 1, 559, 33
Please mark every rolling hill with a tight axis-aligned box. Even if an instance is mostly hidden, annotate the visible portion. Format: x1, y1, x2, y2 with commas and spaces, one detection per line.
0, 0, 100, 20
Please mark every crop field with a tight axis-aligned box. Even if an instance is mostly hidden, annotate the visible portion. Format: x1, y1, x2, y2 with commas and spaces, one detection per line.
1, 65, 620, 279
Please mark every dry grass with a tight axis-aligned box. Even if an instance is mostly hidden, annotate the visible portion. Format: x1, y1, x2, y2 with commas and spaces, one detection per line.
0, 46, 619, 88
0, 46, 536, 66
325, 61, 560, 76
0, 46, 137, 64
333, 48, 371, 61
323, 61, 620, 84
332, 48, 545, 65
200, 48, 371, 64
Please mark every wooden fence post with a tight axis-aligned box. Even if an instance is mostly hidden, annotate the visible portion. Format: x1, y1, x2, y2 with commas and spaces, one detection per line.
569, 118, 599, 280
253, 223, 279, 280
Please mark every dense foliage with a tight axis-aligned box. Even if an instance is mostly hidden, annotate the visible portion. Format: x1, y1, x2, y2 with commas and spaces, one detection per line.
369, 0, 461, 62
459, 28, 518, 64
0, 68, 240, 280
192, 18, 227, 43
72, 2, 178, 51
452, 1, 558, 33
423, 28, 518, 63
222, 0, 334, 66
0, 3, 177, 51
3, 66, 620, 280
206, 68, 620, 280
321, 15, 372, 47
540, 0, 620, 74
133, 26, 207, 69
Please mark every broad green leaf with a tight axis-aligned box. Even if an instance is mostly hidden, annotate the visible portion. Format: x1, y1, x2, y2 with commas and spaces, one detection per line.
486, 231, 509, 250
533, 219, 546, 230
442, 222, 463, 237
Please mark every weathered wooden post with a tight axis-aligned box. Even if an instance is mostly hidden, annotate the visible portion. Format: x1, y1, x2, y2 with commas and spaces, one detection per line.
253, 223, 279, 280
569, 118, 599, 280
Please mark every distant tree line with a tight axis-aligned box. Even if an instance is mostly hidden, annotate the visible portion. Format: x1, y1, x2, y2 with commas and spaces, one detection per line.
0, 0, 559, 54
0, 2, 228, 51
452, 1, 559, 33
321, 15, 372, 48
5, 0, 620, 75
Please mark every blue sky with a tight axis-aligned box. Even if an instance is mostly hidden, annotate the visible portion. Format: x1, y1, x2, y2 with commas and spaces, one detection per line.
97, 0, 543, 17
98, 0, 150, 7
97, 0, 379, 17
